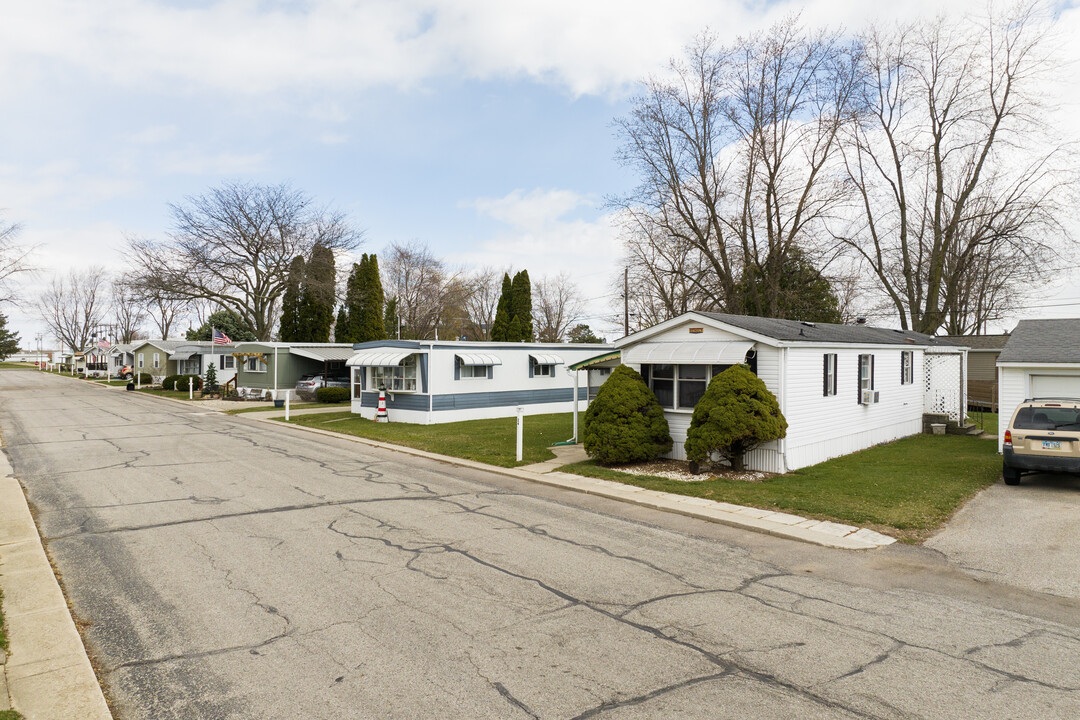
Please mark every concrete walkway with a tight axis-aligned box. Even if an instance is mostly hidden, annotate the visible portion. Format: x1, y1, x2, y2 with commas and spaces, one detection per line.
0, 442, 112, 719
263, 419, 895, 551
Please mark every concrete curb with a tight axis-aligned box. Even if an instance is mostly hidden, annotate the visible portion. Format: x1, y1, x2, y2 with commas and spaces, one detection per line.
0, 450, 112, 719
252, 417, 895, 551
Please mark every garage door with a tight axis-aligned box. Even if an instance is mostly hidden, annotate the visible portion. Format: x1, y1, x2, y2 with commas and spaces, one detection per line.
1031, 375, 1080, 400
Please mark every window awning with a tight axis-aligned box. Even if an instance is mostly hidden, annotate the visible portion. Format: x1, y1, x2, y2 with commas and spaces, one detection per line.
290, 346, 357, 362
456, 353, 503, 367
347, 350, 419, 367
529, 353, 564, 366
171, 348, 199, 361
568, 350, 621, 371
622, 341, 754, 365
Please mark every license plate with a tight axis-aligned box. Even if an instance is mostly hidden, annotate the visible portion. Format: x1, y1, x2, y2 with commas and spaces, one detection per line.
1042, 441, 1061, 450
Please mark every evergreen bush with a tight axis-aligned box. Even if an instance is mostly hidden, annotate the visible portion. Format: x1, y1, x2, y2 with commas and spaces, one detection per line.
316, 387, 350, 403
161, 375, 181, 390
204, 363, 219, 393
684, 364, 787, 471
582, 365, 672, 465
135, 372, 153, 385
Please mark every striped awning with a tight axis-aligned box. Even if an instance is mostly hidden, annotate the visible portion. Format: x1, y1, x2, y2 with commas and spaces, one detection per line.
347, 350, 418, 367
622, 341, 754, 365
456, 353, 503, 367
568, 350, 621, 371
529, 353, 564, 366
170, 348, 199, 361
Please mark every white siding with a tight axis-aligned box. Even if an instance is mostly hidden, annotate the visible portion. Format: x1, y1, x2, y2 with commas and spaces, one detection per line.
782, 347, 924, 470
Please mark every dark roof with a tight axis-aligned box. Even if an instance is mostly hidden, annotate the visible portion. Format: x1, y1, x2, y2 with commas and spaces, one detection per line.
942, 334, 1010, 351
696, 312, 955, 347
997, 320, 1080, 363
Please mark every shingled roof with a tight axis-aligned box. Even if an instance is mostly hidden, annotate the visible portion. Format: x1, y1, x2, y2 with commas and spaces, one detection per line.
997, 319, 1080, 364
942, 334, 1010, 351
696, 312, 955, 347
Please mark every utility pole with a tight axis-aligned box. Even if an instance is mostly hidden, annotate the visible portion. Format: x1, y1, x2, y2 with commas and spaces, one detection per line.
623, 267, 629, 337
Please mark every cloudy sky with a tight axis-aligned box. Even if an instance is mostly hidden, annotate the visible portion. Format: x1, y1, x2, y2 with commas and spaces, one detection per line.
2, 0, 1079, 345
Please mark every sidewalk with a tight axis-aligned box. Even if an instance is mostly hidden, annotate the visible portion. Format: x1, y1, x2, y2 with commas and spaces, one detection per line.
260, 419, 895, 551
0, 445, 112, 719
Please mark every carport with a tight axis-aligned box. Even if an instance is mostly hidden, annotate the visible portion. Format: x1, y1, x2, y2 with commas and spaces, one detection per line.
997, 319, 1080, 452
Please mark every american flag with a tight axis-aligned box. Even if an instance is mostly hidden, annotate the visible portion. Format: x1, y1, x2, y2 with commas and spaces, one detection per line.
212, 328, 232, 345
97, 338, 111, 350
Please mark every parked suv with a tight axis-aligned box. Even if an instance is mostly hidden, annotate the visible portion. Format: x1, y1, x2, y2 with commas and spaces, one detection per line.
1002, 398, 1080, 485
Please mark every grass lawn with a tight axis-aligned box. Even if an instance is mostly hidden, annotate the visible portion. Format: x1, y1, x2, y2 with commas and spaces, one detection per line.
561, 434, 1002, 543
136, 388, 206, 401
0, 587, 8, 652
969, 411, 998, 436
280, 412, 575, 467
0, 362, 34, 369
225, 402, 347, 415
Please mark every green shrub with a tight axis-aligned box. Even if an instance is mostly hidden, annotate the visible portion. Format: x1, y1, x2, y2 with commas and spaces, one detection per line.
316, 387, 350, 403
161, 374, 181, 390
178, 374, 202, 391
583, 365, 672, 465
204, 363, 219, 393
135, 372, 153, 385
684, 364, 787, 471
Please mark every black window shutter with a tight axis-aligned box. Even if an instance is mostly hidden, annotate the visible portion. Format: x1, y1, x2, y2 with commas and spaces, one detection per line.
901, 352, 906, 384
857, 355, 863, 402
823, 354, 829, 396
832, 356, 838, 396
871, 354, 876, 390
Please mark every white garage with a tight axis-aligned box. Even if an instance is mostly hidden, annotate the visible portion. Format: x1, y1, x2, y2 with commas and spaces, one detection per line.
997, 319, 1080, 452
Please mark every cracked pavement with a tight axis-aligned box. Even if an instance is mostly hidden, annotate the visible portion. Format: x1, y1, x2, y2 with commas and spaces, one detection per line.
3, 372, 1080, 719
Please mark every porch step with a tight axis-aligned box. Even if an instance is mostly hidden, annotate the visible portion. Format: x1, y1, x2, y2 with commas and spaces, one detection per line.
945, 423, 982, 436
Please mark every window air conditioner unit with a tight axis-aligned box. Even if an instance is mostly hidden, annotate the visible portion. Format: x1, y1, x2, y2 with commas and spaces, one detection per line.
861, 390, 880, 405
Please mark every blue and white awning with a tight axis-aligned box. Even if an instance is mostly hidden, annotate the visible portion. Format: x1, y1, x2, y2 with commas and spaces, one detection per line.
529, 353, 564, 366
622, 341, 754, 365
456, 353, 503, 367
347, 350, 418, 367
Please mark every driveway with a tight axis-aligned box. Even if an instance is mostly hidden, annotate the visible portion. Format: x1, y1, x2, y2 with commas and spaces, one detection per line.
3, 371, 1080, 719
927, 472, 1080, 599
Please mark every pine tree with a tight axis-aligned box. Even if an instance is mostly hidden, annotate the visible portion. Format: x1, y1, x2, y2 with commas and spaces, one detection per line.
340, 261, 364, 343
510, 270, 533, 341
0, 313, 20, 360
334, 306, 348, 342
491, 273, 513, 341
186, 310, 257, 342
298, 244, 336, 342
204, 362, 219, 393
383, 297, 398, 339
357, 253, 386, 342
506, 315, 522, 344
278, 256, 305, 342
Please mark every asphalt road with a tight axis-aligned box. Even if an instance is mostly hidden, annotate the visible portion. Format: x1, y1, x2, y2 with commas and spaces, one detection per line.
3, 371, 1080, 719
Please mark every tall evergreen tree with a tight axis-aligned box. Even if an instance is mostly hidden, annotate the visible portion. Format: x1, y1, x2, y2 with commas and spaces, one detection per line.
383, 297, 398, 339
334, 306, 348, 342
357, 253, 386, 342
510, 269, 533, 341
0, 312, 20, 360
339, 260, 364, 343
298, 244, 336, 342
278, 256, 305, 341
491, 273, 513, 341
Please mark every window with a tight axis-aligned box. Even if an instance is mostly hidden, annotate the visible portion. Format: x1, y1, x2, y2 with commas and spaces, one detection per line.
153, 353, 160, 369
137, 353, 144, 369
246, 357, 266, 373
858, 354, 875, 402
823, 354, 837, 396
646, 364, 725, 410
901, 351, 913, 385
373, 355, 417, 391
222, 355, 235, 369
534, 363, 554, 377
459, 364, 489, 379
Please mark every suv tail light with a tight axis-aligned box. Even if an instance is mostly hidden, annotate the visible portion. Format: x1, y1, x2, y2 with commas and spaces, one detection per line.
1003, 429, 1012, 447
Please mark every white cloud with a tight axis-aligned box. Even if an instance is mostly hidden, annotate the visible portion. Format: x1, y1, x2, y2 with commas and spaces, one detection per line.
129, 124, 178, 144
0, 0, 1016, 99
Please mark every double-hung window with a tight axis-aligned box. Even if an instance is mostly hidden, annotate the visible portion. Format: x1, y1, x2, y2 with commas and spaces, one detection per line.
222, 355, 235, 369
647, 364, 726, 410
137, 353, 144, 369
246, 357, 266, 373
823, 354, 838, 396
901, 351, 914, 385
460, 364, 489, 379
858, 354, 875, 403
153, 353, 160, 369
534, 363, 554, 377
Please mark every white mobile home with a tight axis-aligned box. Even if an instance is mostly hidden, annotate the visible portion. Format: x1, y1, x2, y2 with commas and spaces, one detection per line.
346, 340, 614, 424
616, 312, 965, 473
996, 319, 1080, 453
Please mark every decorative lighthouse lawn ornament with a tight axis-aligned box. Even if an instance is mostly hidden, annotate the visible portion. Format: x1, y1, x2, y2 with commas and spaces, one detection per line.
375, 388, 389, 422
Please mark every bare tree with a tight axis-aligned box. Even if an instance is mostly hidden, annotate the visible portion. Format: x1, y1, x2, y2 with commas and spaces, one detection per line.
533, 274, 585, 342
838, 5, 1072, 333
382, 241, 464, 340
38, 268, 109, 352
127, 182, 361, 341
614, 21, 861, 319
111, 280, 147, 343
0, 214, 35, 306
461, 267, 504, 341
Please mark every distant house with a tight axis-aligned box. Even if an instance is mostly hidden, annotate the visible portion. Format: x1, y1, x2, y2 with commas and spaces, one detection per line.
108, 343, 135, 375
616, 312, 965, 472
943, 334, 1010, 410
231, 343, 355, 398
997, 319, 1080, 452
345, 340, 614, 423
129, 340, 238, 384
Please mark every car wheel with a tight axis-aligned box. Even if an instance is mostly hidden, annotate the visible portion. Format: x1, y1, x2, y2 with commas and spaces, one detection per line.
1002, 464, 1021, 486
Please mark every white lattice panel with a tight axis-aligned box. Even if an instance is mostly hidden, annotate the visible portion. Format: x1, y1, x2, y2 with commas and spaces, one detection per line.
924, 353, 962, 421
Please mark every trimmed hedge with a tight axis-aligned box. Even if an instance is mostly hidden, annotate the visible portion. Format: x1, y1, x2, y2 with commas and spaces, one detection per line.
133, 372, 153, 385
163, 374, 203, 391
684, 364, 787, 471
316, 387, 350, 403
583, 365, 672, 465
